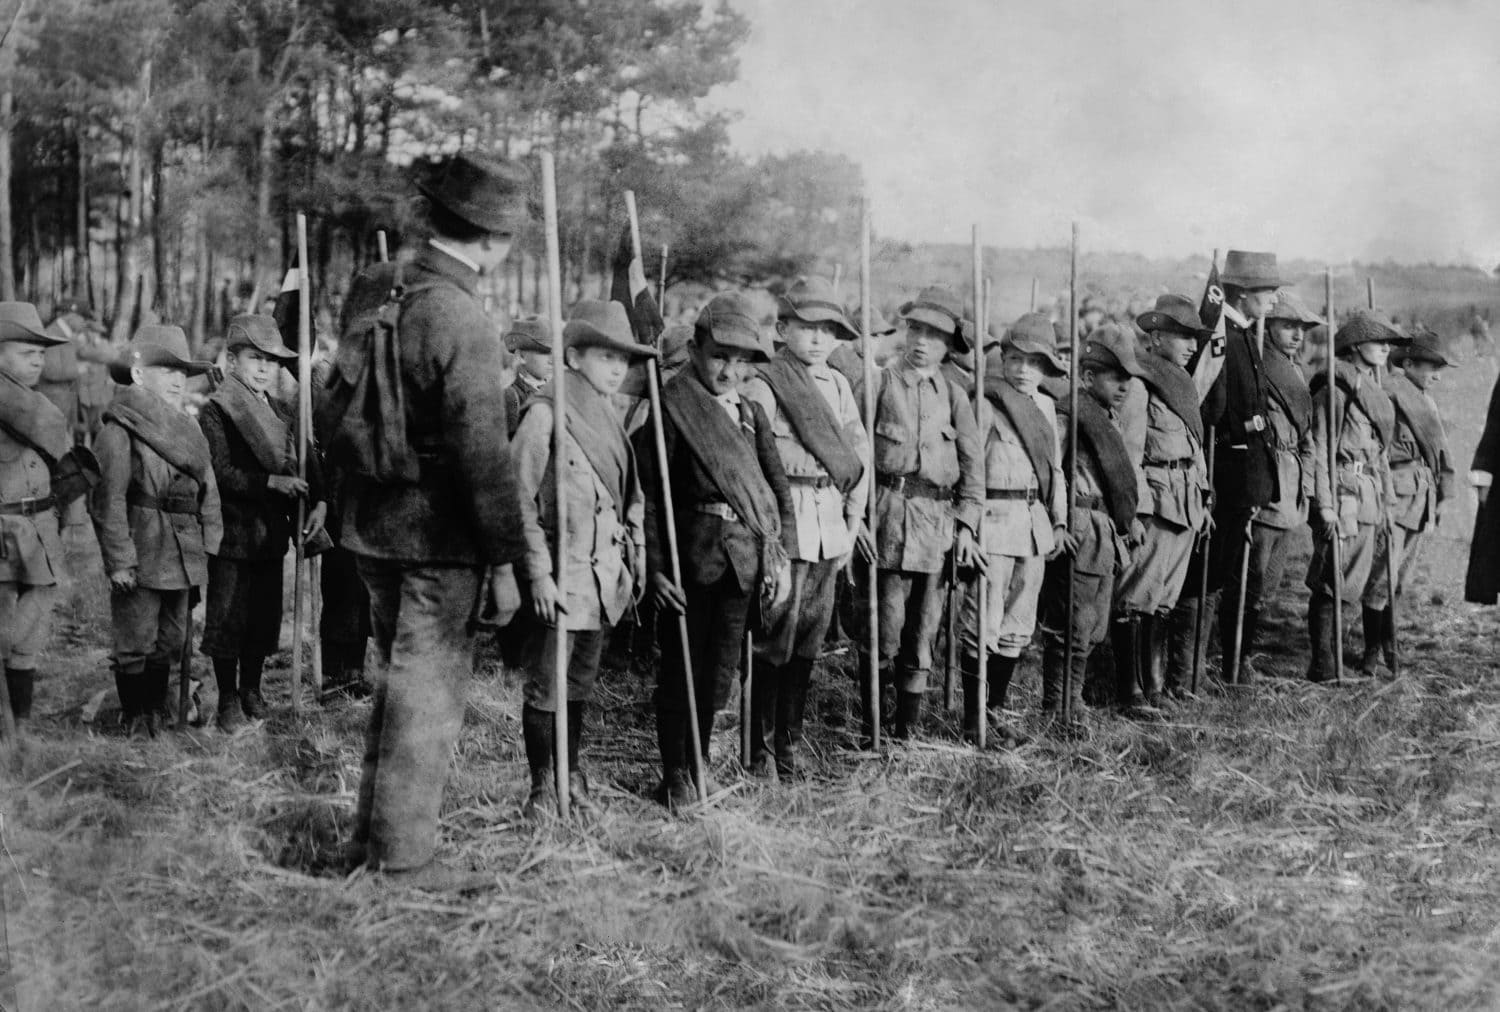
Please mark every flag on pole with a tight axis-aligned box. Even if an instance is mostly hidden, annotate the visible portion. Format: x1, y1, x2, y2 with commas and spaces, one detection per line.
611, 225, 666, 398
1190, 258, 1227, 401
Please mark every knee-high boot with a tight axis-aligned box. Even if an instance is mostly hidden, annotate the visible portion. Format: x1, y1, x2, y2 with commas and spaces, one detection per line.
1360, 607, 1392, 678
521, 704, 555, 820
1307, 595, 1337, 683
775, 657, 813, 778
566, 702, 597, 814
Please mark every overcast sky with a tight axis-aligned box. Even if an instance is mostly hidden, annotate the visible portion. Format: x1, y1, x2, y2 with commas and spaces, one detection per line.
709, 0, 1500, 266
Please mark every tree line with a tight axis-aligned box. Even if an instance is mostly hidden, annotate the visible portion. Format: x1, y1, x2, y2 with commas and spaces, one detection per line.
2, 0, 866, 345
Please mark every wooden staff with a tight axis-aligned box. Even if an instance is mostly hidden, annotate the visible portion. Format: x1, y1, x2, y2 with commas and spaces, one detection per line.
1063, 223, 1080, 723
626, 190, 708, 802
1326, 267, 1344, 683
832, 262, 843, 299
658, 243, 669, 307
290, 213, 312, 713
740, 632, 752, 766
1226, 315, 1262, 685
1191, 249, 1219, 696
1369, 278, 1400, 676
859, 202, 880, 748
376, 230, 389, 264
540, 152, 572, 816
1029, 276, 1038, 313
971, 225, 987, 748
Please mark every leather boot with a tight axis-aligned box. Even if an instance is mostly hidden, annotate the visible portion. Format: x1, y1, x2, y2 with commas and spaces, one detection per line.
1307, 595, 1336, 683
1381, 606, 1397, 672
1360, 607, 1392, 679
145, 659, 172, 728
521, 704, 555, 820
566, 703, 598, 816
654, 703, 695, 811
1041, 642, 1063, 714
774, 657, 813, 779
893, 687, 924, 741
748, 659, 777, 777
1114, 615, 1161, 720
5, 667, 34, 724
1238, 606, 1262, 682
960, 657, 982, 745
1165, 598, 1201, 699
986, 654, 1016, 713
1140, 613, 1167, 708
688, 705, 719, 796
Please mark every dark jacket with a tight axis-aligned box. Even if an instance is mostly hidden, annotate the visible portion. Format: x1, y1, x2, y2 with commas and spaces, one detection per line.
638, 391, 795, 594
1466, 375, 1500, 603
199, 393, 326, 562
337, 244, 523, 567
1203, 317, 1278, 509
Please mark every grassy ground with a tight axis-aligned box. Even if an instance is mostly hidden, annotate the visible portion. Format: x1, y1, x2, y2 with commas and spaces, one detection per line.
5, 349, 1500, 1010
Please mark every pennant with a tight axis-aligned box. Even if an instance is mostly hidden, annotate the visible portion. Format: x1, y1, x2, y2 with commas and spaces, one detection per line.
611, 225, 666, 398
1189, 257, 1227, 401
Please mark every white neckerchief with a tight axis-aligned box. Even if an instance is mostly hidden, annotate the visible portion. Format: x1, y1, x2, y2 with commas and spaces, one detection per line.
428, 239, 481, 275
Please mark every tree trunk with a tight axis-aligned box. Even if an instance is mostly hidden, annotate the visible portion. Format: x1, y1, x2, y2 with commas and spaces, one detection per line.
109, 59, 151, 343
151, 141, 168, 317
252, 103, 277, 302
0, 51, 16, 301
74, 125, 90, 307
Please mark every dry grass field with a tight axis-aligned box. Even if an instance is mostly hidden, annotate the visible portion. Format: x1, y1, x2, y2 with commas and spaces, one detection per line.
3, 274, 1500, 1010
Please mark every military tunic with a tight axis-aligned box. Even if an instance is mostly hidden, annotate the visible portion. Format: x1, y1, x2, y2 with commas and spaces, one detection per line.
0, 428, 62, 670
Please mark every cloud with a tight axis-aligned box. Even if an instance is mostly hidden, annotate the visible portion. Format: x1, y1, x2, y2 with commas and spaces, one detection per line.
709, 0, 1500, 265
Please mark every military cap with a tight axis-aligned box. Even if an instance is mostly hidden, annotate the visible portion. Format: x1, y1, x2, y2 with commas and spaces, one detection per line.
696, 292, 770, 361
999, 312, 1066, 375
1333, 309, 1409, 354
1267, 289, 1325, 327
778, 276, 858, 340
563, 301, 658, 359
110, 324, 213, 384
225, 314, 297, 360
1394, 325, 1449, 368
899, 285, 969, 353
504, 316, 553, 354
0, 302, 65, 346
1221, 250, 1281, 290
1136, 294, 1211, 336
417, 152, 531, 235
1079, 323, 1145, 377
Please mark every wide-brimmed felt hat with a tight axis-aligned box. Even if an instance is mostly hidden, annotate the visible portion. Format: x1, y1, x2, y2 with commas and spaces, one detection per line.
225, 314, 297, 360
1137, 294, 1211, 337
899, 285, 969, 353
846, 303, 896, 337
562, 301, 658, 359
504, 316, 553, 354
1393, 325, 1449, 368
696, 292, 770, 362
999, 312, 1066, 375
660, 323, 694, 372
1079, 323, 1145, 377
110, 324, 213, 383
1333, 309, 1409, 354
1267, 289, 1325, 327
416, 152, 531, 236
0, 302, 65, 346
1221, 250, 1281, 290
778, 276, 858, 340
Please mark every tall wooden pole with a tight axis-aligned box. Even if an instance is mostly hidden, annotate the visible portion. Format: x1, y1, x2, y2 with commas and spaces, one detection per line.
626, 190, 708, 802
290, 213, 312, 712
971, 226, 988, 748
1063, 223, 1080, 723
658, 243, 669, 307
541, 152, 571, 816
376, 230, 389, 264
1029, 276, 1038, 313
859, 201, 880, 749
1192, 249, 1220, 695
1326, 267, 1344, 683
1366, 277, 1400, 675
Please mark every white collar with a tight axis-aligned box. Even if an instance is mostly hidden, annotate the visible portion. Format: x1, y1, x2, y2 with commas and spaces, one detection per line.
1222, 303, 1250, 329
428, 238, 481, 275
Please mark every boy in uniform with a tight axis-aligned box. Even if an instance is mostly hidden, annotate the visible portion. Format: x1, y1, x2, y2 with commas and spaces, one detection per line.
198, 315, 327, 733
0, 302, 97, 733
1230, 290, 1319, 679
1039, 325, 1141, 728
741, 277, 868, 780
1306, 310, 1406, 682
511, 301, 653, 816
959, 313, 1067, 742
856, 284, 983, 742
503, 316, 553, 438
1112, 296, 1212, 712
1378, 326, 1452, 646
642, 293, 794, 809
92, 325, 222, 737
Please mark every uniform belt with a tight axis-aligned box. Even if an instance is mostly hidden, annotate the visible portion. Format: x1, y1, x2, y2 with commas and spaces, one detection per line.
128, 490, 197, 514
696, 501, 742, 523
986, 487, 1039, 503
1145, 458, 1195, 471
787, 474, 836, 489
1073, 494, 1105, 511
0, 495, 55, 516
1340, 460, 1368, 477
877, 473, 954, 501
